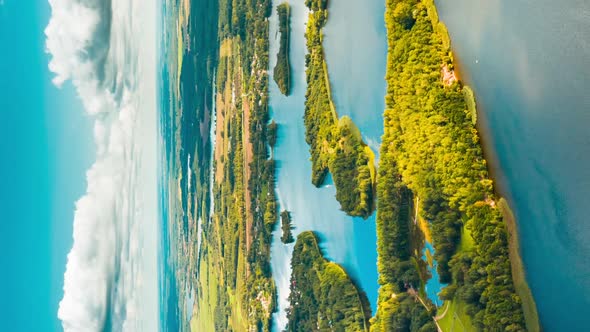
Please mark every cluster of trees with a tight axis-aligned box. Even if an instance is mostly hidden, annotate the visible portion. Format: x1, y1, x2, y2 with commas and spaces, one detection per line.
373, 0, 527, 330
267, 120, 278, 148
273, 3, 292, 96
372, 287, 436, 332
286, 231, 372, 332
280, 210, 294, 244
371, 147, 436, 332
331, 118, 375, 217
303, 0, 376, 218
218, 0, 272, 76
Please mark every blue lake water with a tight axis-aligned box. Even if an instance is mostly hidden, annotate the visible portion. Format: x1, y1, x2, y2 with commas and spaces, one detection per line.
323, 0, 388, 153
268, 0, 387, 330
435, 0, 590, 329
422, 242, 446, 307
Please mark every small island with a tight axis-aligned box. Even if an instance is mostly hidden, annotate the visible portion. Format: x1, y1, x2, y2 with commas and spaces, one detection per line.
303, 0, 376, 218
280, 210, 294, 244
286, 231, 371, 332
267, 120, 278, 148
273, 2, 292, 96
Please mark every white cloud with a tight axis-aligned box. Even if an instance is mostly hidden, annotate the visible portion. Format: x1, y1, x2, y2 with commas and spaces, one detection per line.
45, 0, 158, 331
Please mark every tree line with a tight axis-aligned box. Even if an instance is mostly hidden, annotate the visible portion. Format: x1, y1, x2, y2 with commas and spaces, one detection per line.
273, 2, 292, 96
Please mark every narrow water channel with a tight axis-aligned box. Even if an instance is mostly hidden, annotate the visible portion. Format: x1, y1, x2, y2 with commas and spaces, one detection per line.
268, 0, 387, 330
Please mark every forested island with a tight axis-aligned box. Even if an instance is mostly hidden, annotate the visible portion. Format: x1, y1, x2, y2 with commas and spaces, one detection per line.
303, 0, 376, 218
192, 0, 281, 331
286, 231, 372, 331
280, 210, 294, 244
372, 0, 536, 331
267, 120, 278, 148
273, 2, 292, 96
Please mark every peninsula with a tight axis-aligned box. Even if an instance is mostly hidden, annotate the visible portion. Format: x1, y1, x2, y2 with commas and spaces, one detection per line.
286, 231, 372, 331
303, 0, 376, 219
372, 0, 535, 331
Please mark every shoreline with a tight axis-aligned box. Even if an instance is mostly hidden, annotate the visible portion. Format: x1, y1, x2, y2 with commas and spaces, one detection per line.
499, 199, 541, 332
303, 0, 376, 218
375, 0, 535, 329
434, 7, 539, 328
452, 46, 543, 332
445, 23, 541, 332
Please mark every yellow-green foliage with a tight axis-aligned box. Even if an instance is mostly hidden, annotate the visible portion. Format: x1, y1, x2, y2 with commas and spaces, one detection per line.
423, 0, 451, 52
371, 290, 436, 332
372, 146, 435, 331
286, 231, 372, 332
303, 0, 375, 218
463, 85, 477, 125
374, 0, 528, 330
437, 299, 476, 332
437, 22, 451, 52
304, 4, 336, 185
423, 0, 439, 24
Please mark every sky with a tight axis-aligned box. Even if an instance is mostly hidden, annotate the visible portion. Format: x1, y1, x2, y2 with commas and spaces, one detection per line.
0, 0, 158, 331
0, 1, 92, 330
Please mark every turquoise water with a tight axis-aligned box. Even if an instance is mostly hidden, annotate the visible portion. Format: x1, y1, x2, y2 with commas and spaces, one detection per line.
422, 242, 446, 307
435, 0, 590, 329
323, 0, 388, 152
268, 0, 387, 330
158, 70, 182, 331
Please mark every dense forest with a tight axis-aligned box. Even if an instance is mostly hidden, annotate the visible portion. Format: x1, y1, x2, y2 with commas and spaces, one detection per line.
373, 0, 528, 330
286, 231, 372, 332
193, 0, 280, 330
273, 2, 292, 96
303, 0, 376, 218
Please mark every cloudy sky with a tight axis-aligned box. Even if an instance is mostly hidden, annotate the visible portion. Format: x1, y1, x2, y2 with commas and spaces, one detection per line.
0, 0, 159, 330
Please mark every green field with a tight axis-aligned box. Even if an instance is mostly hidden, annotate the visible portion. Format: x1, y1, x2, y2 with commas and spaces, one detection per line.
437, 299, 476, 332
